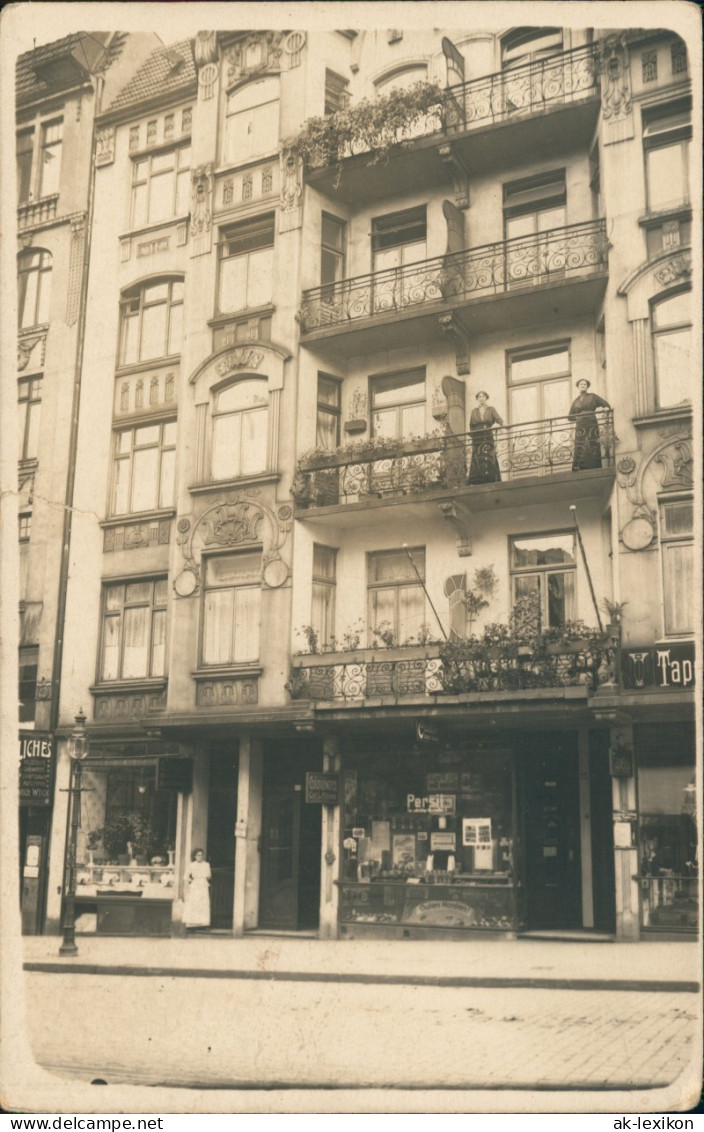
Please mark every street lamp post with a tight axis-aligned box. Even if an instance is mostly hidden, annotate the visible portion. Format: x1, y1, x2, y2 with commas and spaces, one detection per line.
59, 709, 89, 957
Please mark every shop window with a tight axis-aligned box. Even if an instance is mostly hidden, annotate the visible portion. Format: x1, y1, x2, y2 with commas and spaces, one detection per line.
503, 171, 566, 241
18, 249, 52, 329
224, 77, 280, 165
99, 764, 177, 862
19, 651, 38, 725
18, 376, 42, 462
651, 289, 692, 409
211, 378, 268, 480
130, 142, 191, 228
507, 342, 571, 424
100, 578, 167, 682
16, 117, 63, 204
643, 100, 691, 212
321, 213, 346, 287
119, 279, 183, 367
371, 368, 425, 440
217, 214, 275, 315
367, 547, 426, 646
316, 374, 341, 450
201, 552, 261, 666
659, 498, 693, 636
111, 419, 176, 516
324, 69, 349, 115
501, 28, 563, 70
510, 532, 576, 629
312, 545, 337, 650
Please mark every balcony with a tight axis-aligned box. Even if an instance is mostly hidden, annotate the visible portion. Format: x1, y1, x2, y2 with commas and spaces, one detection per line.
18, 195, 59, 231
299, 221, 608, 356
292, 411, 615, 521
304, 45, 600, 204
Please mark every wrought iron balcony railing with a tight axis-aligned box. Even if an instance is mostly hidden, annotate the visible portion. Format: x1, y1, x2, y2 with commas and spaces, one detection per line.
299, 220, 608, 333
292, 410, 615, 510
442, 43, 598, 131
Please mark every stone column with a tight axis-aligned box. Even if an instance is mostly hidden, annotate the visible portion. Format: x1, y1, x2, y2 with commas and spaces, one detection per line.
319, 735, 341, 940
232, 734, 263, 937
610, 720, 639, 940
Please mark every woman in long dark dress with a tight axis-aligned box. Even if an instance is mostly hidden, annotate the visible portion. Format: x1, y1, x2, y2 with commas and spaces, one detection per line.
468, 391, 503, 483
568, 379, 610, 471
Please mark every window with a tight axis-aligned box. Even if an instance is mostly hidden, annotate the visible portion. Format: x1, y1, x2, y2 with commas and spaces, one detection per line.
312, 545, 337, 649
130, 142, 191, 228
371, 369, 425, 440
321, 214, 346, 287
316, 374, 341, 449
119, 279, 183, 366
218, 214, 275, 314
19, 512, 32, 541
643, 101, 691, 212
19, 653, 38, 725
652, 290, 692, 409
18, 376, 42, 461
224, 77, 279, 165
507, 343, 571, 423
112, 420, 176, 515
16, 118, 63, 204
501, 28, 563, 70
211, 379, 268, 480
18, 249, 52, 329
202, 552, 261, 665
503, 171, 566, 241
100, 578, 167, 681
510, 533, 576, 629
325, 70, 349, 115
371, 206, 428, 312
368, 547, 426, 645
660, 499, 693, 636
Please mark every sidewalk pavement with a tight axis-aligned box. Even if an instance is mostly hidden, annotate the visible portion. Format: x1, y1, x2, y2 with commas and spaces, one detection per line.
23, 932, 701, 991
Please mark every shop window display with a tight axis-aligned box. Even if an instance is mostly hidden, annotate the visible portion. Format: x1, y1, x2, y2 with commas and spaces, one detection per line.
339, 746, 517, 933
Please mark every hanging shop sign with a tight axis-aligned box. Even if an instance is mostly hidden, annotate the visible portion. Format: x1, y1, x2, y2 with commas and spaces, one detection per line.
407, 793, 456, 814
305, 771, 340, 804
19, 732, 54, 806
609, 743, 634, 777
156, 756, 193, 793
621, 644, 695, 690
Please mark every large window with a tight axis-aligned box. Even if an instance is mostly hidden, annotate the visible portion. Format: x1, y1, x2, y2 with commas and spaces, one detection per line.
324, 70, 350, 115
18, 249, 52, 329
643, 101, 691, 212
660, 498, 693, 636
371, 369, 425, 440
652, 290, 692, 409
112, 420, 176, 515
19, 650, 38, 725
211, 379, 268, 480
503, 171, 566, 241
368, 547, 426, 645
507, 342, 572, 424
316, 374, 341, 450
312, 545, 337, 650
119, 280, 183, 366
18, 376, 42, 461
218, 214, 275, 314
100, 578, 167, 681
321, 213, 346, 287
510, 533, 576, 629
224, 77, 279, 165
130, 143, 191, 228
202, 553, 261, 665
16, 118, 63, 204
501, 28, 563, 69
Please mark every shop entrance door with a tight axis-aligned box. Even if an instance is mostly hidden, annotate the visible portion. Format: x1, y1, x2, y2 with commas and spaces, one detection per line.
521, 735, 582, 929
259, 746, 322, 930
206, 747, 238, 929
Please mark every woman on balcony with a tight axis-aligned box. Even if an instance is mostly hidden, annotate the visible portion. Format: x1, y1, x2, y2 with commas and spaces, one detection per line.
468, 391, 503, 483
568, 379, 610, 471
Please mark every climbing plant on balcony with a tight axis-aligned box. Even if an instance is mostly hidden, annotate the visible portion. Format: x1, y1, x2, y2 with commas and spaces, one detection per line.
286, 81, 444, 171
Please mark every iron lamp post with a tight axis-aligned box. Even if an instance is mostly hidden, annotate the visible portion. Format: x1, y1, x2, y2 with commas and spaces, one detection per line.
59, 709, 89, 956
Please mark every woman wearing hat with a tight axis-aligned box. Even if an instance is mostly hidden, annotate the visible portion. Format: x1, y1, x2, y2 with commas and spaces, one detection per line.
468, 391, 503, 483
568, 379, 610, 471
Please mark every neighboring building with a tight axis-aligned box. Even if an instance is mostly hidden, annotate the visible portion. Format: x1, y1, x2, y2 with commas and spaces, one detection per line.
14, 31, 160, 934
40, 26, 696, 942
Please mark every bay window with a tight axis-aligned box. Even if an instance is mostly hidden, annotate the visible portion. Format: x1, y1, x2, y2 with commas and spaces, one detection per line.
202, 553, 261, 665
211, 379, 268, 480
119, 279, 183, 366
224, 77, 279, 165
218, 214, 274, 314
100, 578, 167, 681
111, 420, 176, 515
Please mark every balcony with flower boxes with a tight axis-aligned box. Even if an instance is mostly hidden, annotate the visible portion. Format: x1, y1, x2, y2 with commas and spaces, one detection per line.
292, 410, 616, 523
299, 220, 608, 358
301, 45, 600, 205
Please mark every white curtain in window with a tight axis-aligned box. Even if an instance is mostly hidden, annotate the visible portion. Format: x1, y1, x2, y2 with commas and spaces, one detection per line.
234, 587, 261, 661
663, 543, 693, 635
102, 615, 121, 680
122, 606, 148, 678
203, 589, 235, 664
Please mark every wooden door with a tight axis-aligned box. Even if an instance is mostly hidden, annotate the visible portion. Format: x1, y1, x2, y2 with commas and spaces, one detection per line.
521, 737, 582, 928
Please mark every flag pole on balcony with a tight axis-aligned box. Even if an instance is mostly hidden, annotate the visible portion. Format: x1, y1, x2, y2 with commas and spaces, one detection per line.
403, 544, 449, 641
569, 505, 604, 632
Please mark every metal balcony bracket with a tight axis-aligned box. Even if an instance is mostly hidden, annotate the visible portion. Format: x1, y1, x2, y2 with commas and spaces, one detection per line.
438, 312, 470, 376
438, 144, 469, 210
438, 498, 473, 557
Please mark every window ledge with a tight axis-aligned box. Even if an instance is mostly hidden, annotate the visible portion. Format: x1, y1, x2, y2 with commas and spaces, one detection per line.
119, 215, 190, 242
192, 666, 263, 681
128, 136, 192, 162
100, 508, 176, 530
216, 152, 280, 178
638, 206, 692, 229
18, 457, 39, 471
18, 322, 49, 339
208, 305, 275, 328
633, 406, 692, 428
115, 355, 181, 378
91, 678, 168, 695
189, 472, 280, 495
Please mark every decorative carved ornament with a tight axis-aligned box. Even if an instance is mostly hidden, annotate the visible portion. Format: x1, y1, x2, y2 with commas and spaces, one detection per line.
438, 499, 472, 557
95, 125, 116, 167
18, 334, 46, 372
103, 519, 171, 554
190, 164, 214, 256
617, 427, 692, 550
654, 252, 691, 286
94, 688, 167, 720
195, 677, 259, 708
438, 312, 470, 376
225, 31, 306, 85
194, 30, 218, 67
279, 149, 303, 233
214, 348, 264, 376
595, 33, 632, 121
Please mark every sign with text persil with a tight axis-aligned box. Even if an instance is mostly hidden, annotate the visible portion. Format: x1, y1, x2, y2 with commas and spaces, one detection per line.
19, 732, 54, 806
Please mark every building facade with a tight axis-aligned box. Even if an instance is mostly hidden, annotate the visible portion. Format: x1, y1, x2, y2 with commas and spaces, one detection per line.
30, 26, 696, 942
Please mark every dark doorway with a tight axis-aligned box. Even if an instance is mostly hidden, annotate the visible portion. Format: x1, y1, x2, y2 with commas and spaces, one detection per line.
259, 742, 322, 930
589, 731, 616, 933
520, 733, 582, 929
206, 746, 238, 929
